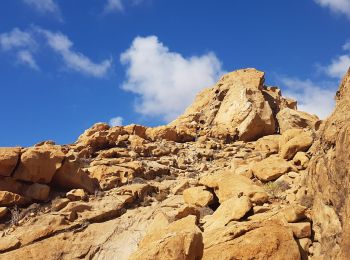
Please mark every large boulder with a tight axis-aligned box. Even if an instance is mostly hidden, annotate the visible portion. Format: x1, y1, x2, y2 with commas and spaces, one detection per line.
0, 191, 29, 206
171, 68, 296, 142
203, 196, 252, 231
130, 215, 203, 260
13, 144, 65, 184
183, 186, 214, 207
277, 108, 320, 133
51, 154, 97, 194
251, 155, 296, 182
0, 147, 21, 177
203, 221, 300, 260
200, 171, 268, 204
279, 129, 313, 160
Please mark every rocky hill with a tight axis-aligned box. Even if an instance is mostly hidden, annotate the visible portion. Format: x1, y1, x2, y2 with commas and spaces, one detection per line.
0, 68, 347, 259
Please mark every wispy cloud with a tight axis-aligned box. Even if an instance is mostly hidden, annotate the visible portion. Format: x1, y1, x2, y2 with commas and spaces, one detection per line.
17, 50, 39, 70
121, 35, 224, 122
104, 0, 124, 13
0, 28, 36, 51
314, 0, 350, 18
23, 0, 62, 20
109, 116, 124, 126
0, 28, 38, 70
38, 29, 112, 77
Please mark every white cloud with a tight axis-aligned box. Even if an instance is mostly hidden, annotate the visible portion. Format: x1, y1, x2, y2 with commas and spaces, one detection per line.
23, 0, 60, 14
280, 77, 336, 119
324, 55, 350, 78
104, 0, 124, 12
109, 116, 123, 126
0, 28, 36, 51
39, 29, 112, 77
120, 36, 224, 121
17, 50, 39, 70
314, 0, 350, 18
0, 28, 38, 70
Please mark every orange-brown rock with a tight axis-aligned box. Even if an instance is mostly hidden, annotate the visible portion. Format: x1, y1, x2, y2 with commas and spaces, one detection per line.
13, 144, 65, 184
251, 155, 296, 182
279, 129, 313, 160
183, 186, 214, 207
0, 147, 20, 177
277, 108, 320, 134
203, 221, 300, 260
171, 68, 296, 141
51, 154, 97, 193
0, 191, 29, 206
200, 171, 268, 204
130, 215, 203, 260
306, 68, 350, 258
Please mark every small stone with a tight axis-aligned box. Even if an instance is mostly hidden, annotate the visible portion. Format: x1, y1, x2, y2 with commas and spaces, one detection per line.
281, 204, 307, 223
288, 222, 312, 238
183, 186, 214, 207
66, 189, 87, 201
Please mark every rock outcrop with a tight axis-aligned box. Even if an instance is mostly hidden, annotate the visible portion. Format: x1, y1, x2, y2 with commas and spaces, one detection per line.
306, 68, 350, 259
1, 67, 347, 260
170, 68, 296, 141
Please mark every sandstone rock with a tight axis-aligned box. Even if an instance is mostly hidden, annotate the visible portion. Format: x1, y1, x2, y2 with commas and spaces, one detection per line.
23, 183, 50, 201
173, 205, 200, 221
254, 135, 280, 154
183, 186, 214, 207
203, 196, 252, 231
0, 147, 20, 177
200, 171, 268, 204
288, 222, 312, 238
279, 129, 313, 160
203, 221, 300, 260
130, 215, 203, 260
13, 144, 65, 184
281, 204, 307, 223
277, 108, 320, 134
172, 180, 189, 195
0, 236, 20, 253
51, 154, 97, 194
66, 189, 87, 201
171, 68, 280, 141
0, 206, 8, 218
292, 152, 309, 170
251, 155, 296, 182
88, 165, 135, 190
0, 191, 29, 206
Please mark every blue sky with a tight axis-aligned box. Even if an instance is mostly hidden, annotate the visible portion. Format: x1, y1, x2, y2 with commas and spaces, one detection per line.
1, 0, 350, 147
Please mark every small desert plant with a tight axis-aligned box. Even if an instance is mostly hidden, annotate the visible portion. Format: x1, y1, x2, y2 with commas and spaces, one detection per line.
10, 206, 20, 226
264, 181, 280, 198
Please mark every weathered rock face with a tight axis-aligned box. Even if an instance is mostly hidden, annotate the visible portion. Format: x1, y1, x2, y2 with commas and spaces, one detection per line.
0, 68, 330, 259
306, 68, 350, 259
171, 68, 296, 141
277, 108, 320, 133
0, 147, 20, 177
13, 144, 65, 183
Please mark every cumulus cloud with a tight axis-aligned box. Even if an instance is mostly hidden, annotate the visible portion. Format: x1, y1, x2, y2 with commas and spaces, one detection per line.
39, 29, 112, 77
280, 77, 336, 119
120, 36, 224, 121
104, 0, 124, 12
314, 0, 350, 18
109, 116, 124, 126
0, 28, 38, 70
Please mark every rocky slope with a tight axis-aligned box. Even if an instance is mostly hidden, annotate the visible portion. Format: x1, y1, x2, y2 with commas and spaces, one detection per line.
0, 68, 344, 259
